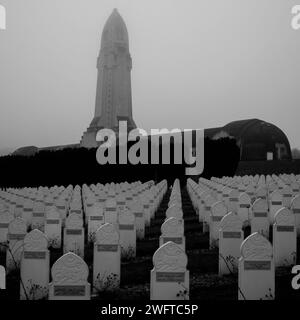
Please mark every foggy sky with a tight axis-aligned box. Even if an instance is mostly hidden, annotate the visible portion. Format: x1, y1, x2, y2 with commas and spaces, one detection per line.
0, 0, 299, 152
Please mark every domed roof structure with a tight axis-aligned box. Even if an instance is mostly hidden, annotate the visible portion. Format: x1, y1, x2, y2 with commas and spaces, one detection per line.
205, 119, 291, 161
12, 146, 39, 157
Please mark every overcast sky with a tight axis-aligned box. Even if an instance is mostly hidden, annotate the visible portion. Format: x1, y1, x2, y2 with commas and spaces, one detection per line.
0, 0, 299, 152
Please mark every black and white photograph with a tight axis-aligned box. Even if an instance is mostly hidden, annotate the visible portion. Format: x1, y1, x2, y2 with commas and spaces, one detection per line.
0, 0, 300, 313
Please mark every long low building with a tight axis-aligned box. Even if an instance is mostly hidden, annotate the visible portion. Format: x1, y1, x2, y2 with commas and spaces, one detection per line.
12, 118, 292, 163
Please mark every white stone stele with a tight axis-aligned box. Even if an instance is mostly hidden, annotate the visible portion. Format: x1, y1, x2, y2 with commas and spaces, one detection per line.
273, 208, 296, 267
55, 198, 68, 223
238, 193, 251, 227
251, 198, 269, 238
209, 201, 227, 249
87, 203, 104, 243
140, 196, 151, 227
203, 195, 216, 234
150, 241, 189, 300
93, 223, 120, 292
197, 190, 209, 223
104, 198, 118, 226
218, 212, 243, 276
291, 195, 300, 236
6, 217, 27, 273
159, 217, 185, 251
238, 232, 274, 300
63, 213, 84, 258
20, 229, 49, 300
269, 190, 283, 223
228, 189, 239, 214
22, 199, 34, 227
69, 199, 82, 216
32, 202, 45, 232
49, 252, 90, 300
165, 204, 183, 220
281, 186, 293, 208
0, 211, 14, 251
118, 209, 136, 259
45, 207, 62, 249
0, 265, 5, 289
256, 186, 267, 202
128, 201, 145, 240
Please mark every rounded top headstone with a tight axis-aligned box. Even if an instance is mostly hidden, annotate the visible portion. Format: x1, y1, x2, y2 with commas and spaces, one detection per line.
51, 252, 88, 284
274, 207, 295, 225
153, 241, 187, 272
161, 217, 184, 237
95, 223, 119, 244
240, 232, 272, 260
65, 213, 83, 228
220, 212, 242, 231
23, 229, 48, 251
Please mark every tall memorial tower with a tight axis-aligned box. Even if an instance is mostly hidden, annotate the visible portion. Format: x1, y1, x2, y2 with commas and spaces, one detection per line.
81, 9, 137, 147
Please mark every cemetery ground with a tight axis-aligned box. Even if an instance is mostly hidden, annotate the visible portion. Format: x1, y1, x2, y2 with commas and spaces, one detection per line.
1, 188, 299, 301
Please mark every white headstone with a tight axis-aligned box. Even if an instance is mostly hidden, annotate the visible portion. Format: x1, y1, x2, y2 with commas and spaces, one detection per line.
49, 252, 90, 300
22, 199, 34, 227
291, 195, 300, 236
0, 211, 14, 251
219, 212, 243, 276
63, 213, 84, 258
282, 186, 293, 208
160, 217, 185, 251
166, 204, 183, 220
45, 207, 62, 249
93, 223, 120, 291
238, 233, 274, 300
269, 190, 283, 223
209, 201, 227, 249
129, 201, 145, 240
20, 229, 49, 300
118, 209, 136, 259
32, 202, 45, 232
104, 198, 118, 226
150, 241, 189, 300
273, 208, 296, 267
228, 189, 239, 214
87, 203, 104, 243
238, 193, 251, 226
203, 195, 216, 234
6, 217, 27, 273
251, 198, 269, 238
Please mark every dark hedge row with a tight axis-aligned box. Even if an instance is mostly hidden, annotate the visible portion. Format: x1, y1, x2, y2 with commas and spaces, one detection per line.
0, 137, 240, 188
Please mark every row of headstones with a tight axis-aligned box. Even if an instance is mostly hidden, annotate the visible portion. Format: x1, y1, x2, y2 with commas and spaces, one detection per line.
204, 175, 299, 213
153, 231, 277, 300
0, 239, 190, 300
210, 174, 300, 209
151, 179, 189, 299
187, 178, 298, 262
82, 181, 164, 242
187, 178, 299, 299
1, 180, 168, 272
0, 181, 151, 230
1, 176, 287, 300
213, 173, 300, 191
207, 175, 300, 232
187, 177, 300, 238
8, 220, 282, 300
0, 180, 158, 254
0, 180, 169, 299
160, 179, 186, 250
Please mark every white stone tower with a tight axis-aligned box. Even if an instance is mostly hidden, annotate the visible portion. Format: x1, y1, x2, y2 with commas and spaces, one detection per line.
81, 9, 136, 147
